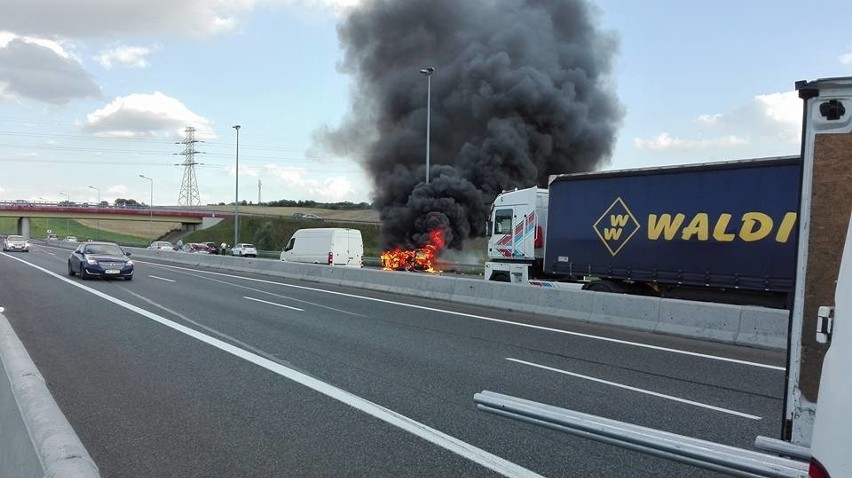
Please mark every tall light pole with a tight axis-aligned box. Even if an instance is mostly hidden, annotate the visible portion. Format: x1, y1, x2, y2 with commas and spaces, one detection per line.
88, 185, 100, 240
419, 66, 435, 184
139, 174, 154, 245
60, 192, 70, 235
232, 125, 241, 248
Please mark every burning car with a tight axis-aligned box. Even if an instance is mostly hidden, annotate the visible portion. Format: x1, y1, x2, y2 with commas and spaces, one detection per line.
381, 228, 446, 273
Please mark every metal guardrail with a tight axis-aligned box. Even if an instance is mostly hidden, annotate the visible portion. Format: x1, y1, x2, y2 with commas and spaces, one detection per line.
474, 391, 809, 478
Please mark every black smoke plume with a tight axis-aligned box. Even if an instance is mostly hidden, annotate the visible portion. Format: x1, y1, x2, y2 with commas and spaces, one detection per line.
319, 0, 623, 250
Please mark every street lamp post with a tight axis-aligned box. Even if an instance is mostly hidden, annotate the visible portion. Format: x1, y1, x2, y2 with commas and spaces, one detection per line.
232, 125, 241, 249
60, 192, 70, 236
419, 66, 435, 184
88, 185, 100, 240
139, 175, 154, 245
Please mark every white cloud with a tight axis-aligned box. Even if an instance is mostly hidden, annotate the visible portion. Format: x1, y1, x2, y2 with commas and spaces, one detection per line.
235, 164, 261, 178
634, 133, 748, 151
95, 45, 157, 69
84, 92, 214, 139
107, 185, 128, 195
0, 31, 74, 59
0, 31, 99, 104
265, 165, 310, 183
754, 92, 800, 133
0, 1, 260, 39
264, 164, 356, 201
635, 90, 801, 152
840, 47, 852, 65
717, 91, 801, 143
296, 0, 362, 14
0, 1, 363, 39
697, 114, 722, 126
310, 176, 355, 201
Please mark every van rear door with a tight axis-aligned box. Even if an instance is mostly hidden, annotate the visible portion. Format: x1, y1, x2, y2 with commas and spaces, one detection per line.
344, 229, 363, 267
809, 212, 852, 476
332, 229, 355, 266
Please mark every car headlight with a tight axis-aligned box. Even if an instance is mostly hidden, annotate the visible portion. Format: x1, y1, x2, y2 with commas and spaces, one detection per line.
86, 258, 98, 265
125, 260, 134, 266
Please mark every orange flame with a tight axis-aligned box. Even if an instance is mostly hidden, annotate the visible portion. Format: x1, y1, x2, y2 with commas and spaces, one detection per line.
381, 228, 446, 272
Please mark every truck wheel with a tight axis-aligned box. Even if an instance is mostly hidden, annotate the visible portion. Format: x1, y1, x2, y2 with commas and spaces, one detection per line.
490, 273, 511, 282
583, 280, 624, 293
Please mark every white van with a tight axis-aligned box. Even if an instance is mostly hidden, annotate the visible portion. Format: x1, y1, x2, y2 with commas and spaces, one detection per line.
808, 212, 852, 477
280, 228, 363, 267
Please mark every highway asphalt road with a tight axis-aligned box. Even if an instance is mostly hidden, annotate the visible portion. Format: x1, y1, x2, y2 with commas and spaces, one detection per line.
0, 244, 787, 477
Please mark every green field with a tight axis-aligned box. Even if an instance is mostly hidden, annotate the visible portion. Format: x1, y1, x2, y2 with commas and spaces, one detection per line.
0, 217, 151, 247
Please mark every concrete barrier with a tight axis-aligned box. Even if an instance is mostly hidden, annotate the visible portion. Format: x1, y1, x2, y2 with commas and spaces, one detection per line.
736, 306, 790, 350
127, 248, 789, 350
0, 312, 100, 478
534, 287, 594, 322
590, 293, 662, 332
656, 299, 742, 343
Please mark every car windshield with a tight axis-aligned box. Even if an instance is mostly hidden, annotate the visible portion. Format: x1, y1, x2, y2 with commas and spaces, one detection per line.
243, 244, 256, 248
8, 235, 24, 241
85, 244, 124, 256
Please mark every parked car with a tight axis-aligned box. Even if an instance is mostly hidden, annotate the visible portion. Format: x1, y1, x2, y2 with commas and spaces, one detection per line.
147, 240, 176, 251
63, 235, 78, 242
231, 243, 258, 257
67, 241, 133, 280
181, 243, 213, 254
2, 235, 29, 252
47, 233, 59, 240
301, 213, 323, 221
202, 241, 220, 254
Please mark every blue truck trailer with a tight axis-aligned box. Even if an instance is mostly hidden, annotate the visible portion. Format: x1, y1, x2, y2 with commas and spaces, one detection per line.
484, 156, 801, 307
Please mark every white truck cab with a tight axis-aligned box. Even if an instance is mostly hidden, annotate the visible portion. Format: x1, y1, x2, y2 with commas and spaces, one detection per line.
485, 187, 549, 282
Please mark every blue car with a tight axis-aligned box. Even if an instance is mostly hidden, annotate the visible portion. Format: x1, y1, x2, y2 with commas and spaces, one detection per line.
68, 241, 134, 280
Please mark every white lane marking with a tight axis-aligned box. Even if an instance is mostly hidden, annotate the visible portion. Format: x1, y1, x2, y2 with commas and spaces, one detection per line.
7, 254, 542, 478
121, 289, 295, 368
138, 261, 785, 371
244, 296, 304, 312
157, 267, 364, 318
506, 358, 762, 421
149, 275, 176, 283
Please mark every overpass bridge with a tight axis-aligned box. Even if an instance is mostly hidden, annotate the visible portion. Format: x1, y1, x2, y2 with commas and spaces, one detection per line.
0, 202, 228, 238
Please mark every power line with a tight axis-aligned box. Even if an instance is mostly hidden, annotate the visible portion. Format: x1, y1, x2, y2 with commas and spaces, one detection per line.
0, 122, 319, 153
0, 156, 363, 173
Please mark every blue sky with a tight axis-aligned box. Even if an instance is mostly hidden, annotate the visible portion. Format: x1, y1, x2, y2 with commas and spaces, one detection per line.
0, 0, 850, 206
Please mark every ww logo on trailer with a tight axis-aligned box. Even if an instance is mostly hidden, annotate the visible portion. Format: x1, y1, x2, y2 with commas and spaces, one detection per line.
593, 197, 641, 256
